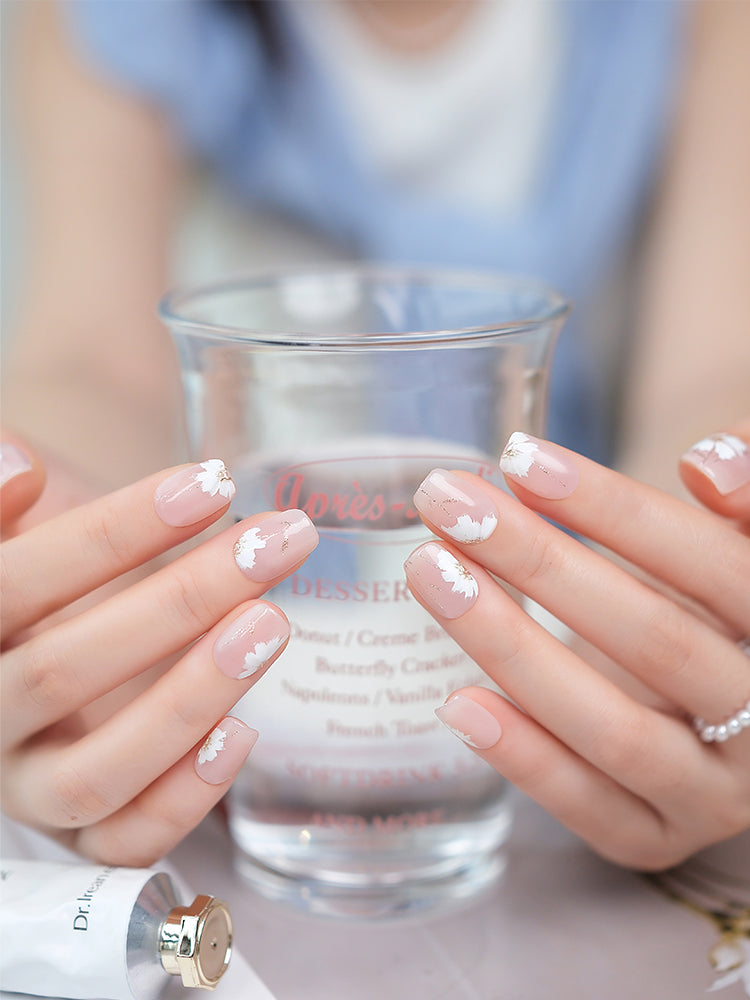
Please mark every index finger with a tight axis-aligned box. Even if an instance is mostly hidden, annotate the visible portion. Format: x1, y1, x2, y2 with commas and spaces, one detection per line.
1, 460, 236, 639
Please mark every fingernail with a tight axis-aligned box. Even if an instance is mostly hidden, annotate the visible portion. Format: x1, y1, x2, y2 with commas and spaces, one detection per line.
499, 432, 579, 499
154, 460, 236, 526
0, 443, 33, 487
404, 541, 478, 619
414, 469, 498, 543
194, 716, 258, 785
234, 509, 318, 582
681, 434, 750, 495
213, 604, 289, 680
435, 694, 502, 749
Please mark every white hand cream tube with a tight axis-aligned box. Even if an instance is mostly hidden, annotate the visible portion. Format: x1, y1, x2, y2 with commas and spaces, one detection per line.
0, 860, 232, 999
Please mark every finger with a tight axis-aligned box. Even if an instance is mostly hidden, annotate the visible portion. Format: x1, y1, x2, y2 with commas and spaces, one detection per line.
680, 423, 750, 525
1, 510, 318, 748
5, 600, 286, 828
434, 686, 741, 870
493, 432, 750, 634
412, 472, 750, 721
73, 717, 257, 867
0, 437, 45, 531
404, 541, 731, 809
434, 686, 673, 869
1, 459, 238, 639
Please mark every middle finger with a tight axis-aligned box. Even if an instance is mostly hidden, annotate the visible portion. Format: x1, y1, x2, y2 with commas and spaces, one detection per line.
1, 510, 318, 749
413, 470, 750, 724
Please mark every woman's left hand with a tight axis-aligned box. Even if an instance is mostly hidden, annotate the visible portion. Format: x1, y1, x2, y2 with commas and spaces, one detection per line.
405, 424, 750, 870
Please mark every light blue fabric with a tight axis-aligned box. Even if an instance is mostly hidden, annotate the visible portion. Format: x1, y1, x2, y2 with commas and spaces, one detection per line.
65, 0, 685, 463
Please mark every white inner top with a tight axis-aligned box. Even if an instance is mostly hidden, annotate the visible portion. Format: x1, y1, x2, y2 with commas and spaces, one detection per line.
289, 0, 564, 215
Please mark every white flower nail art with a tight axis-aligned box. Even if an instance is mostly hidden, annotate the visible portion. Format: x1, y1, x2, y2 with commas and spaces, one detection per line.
442, 722, 481, 748
500, 432, 538, 478
195, 459, 236, 500
690, 434, 747, 462
197, 726, 227, 765
709, 935, 750, 995
234, 527, 267, 570
436, 548, 478, 601
238, 634, 285, 679
444, 512, 497, 543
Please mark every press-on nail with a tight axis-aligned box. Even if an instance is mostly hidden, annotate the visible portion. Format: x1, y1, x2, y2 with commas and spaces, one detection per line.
681, 434, 750, 496
500, 432, 579, 499
213, 604, 289, 680
435, 694, 503, 749
194, 717, 257, 784
154, 460, 236, 526
234, 510, 318, 582
404, 541, 479, 619
414, 469, 498, 543
0, 444, 33, 487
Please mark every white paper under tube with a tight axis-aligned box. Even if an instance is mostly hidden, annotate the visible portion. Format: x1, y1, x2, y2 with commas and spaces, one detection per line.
0, 817, 278, 1000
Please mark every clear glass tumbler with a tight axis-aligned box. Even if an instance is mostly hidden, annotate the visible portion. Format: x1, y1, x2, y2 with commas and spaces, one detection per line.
160, 267, 568, 917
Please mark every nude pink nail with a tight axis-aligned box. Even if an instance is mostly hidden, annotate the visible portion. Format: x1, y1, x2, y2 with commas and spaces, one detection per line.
414, 469, 498, 543
435, 694, 502, 749
154, 460, 236, 526
213, 604, 289, 680
681, 434, 750, 495
499, 432, 579, 499
194, 717, 257, 785
404, 541, 478, 619
234, 509, 318, 582
0, 444, 33, 487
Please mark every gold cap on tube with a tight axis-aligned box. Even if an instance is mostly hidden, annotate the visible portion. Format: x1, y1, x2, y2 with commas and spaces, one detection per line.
159, 894, 232, 989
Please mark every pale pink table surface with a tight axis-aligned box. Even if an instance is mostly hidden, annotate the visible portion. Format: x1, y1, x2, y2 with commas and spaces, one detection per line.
168, 789, 749, 1000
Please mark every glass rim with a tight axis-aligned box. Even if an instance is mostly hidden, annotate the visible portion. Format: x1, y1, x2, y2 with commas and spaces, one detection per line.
158, 264, 571, 348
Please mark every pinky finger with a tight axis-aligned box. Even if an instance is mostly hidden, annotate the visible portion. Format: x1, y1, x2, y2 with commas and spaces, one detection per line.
73, 717, 256, 867
437, 687, 670, 871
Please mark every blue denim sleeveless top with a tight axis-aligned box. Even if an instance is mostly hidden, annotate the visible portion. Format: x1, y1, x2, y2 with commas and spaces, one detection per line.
65, 0, 684, 462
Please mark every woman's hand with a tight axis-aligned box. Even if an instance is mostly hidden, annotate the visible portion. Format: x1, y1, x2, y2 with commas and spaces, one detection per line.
0, 436, 318, 865
405, 424, 750, 870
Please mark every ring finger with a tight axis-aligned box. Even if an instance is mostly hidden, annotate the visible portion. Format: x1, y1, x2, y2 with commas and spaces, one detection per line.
3, 598, 289, 829
404, 541, 731, 813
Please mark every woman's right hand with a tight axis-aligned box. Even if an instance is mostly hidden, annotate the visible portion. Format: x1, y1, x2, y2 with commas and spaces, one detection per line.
0, 436, 318, 865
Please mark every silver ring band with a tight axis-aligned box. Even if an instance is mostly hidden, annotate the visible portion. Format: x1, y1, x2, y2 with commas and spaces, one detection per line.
693, 639, 750, 744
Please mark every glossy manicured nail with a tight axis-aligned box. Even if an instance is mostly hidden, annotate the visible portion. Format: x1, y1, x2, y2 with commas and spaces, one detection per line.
213, 604, 289, 680
0, 444, 33, 487
154, 460, 236, 526
404, 541, 478, 619
194, 717, 257, 784
234, 509, 318, 582
499, 432, 579, 499
435, 694, 502, 749
414, 469, 498, 543
681, 434, 750, 495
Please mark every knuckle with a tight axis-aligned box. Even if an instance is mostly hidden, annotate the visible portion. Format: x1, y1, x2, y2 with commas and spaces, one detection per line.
637, 605, 693, 682
511, 531, 568, 593
80, 503, 135, 569
21, 641, 78, 713
588, 708, 655, 783
49, 763, 113, 827
159, 566, 217, 633
162, 685, 207, 732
